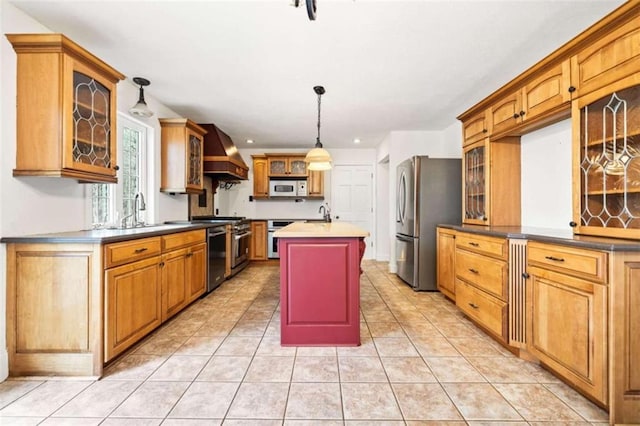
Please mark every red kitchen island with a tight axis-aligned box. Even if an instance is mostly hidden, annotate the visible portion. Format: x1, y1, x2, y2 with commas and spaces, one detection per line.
275, 221, 368, 346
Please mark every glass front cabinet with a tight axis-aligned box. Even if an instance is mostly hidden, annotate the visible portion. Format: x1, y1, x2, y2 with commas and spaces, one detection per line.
574, 83, 640, 239
160, 119, 206, 194
463, 139, 488, 224
8, 34, 124, 183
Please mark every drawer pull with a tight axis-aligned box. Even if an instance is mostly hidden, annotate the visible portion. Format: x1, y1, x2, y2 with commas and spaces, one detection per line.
468, 268, 479, 274
468, 303, 479, 309
545, 255, 565, 262
134, 247, 148, 254
469, 242, 479, 247
159, 261, 165, 267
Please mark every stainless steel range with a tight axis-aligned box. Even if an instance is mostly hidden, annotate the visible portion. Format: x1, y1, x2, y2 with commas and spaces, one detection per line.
191, 216, 251, 278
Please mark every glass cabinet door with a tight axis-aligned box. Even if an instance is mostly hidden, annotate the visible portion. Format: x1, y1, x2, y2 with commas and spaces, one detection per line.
577, 84, 640, 238
72, 71, 113, 170
187, 131, 202, 188
463, 140, 487, 224
289, 159, 307, 176
269, 158, 287, 175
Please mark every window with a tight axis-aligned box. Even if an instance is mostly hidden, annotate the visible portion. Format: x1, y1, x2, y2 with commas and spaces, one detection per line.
91, 114, 148, 227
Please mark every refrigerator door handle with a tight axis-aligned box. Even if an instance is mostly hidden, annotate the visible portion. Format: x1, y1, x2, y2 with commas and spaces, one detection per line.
397, 170, 407, 225
396, 234, 414, 242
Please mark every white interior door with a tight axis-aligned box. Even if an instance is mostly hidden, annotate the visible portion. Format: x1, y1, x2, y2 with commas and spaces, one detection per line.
331, 164, 374, 259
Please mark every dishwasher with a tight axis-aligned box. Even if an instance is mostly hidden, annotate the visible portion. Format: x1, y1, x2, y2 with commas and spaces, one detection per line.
207, 225, 227, 292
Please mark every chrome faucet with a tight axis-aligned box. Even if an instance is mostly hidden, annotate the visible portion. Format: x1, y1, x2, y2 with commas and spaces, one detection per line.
318, 203, 331, 222
134, 192, 146, 226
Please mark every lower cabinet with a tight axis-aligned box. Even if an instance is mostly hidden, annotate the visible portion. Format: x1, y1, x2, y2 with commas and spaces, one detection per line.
526, 242, 608, 406
436, 227, 456, 299
105, 256, 162, 362
456, 279, 507, 338
161, 247, 188, 322
250, 220, 268, 260
186, 242, 207, 303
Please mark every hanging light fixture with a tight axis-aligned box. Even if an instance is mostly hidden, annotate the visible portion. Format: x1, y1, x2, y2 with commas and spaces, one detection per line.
305, 85, 332, 171
129, 77, 154, 118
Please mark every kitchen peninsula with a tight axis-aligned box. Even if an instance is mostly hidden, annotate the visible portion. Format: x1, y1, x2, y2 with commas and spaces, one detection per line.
275, 221, 368, 346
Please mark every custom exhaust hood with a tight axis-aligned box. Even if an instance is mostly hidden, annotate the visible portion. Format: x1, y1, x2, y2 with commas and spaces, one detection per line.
199, 123, 249, 181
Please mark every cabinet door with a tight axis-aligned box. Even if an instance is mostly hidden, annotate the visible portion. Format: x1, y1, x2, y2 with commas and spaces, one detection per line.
249, 221, 267, 260
105, 256, 162, 361
308, 170, 324, 197
522, 60, 571, 122
161, 248, 188, 322
527, 267, 607, 405
463, 139, 488, 225
462, 111, 488, 147
573, 84, 640, 239
268, 157, 289, 176
288, 158, 308, 177
490, 91, 521, 137
65, 59, 119, 181
436, 228, 456, 299
186, 243, 206, 303
252, 157, 269, 198
186, 129, 203, 191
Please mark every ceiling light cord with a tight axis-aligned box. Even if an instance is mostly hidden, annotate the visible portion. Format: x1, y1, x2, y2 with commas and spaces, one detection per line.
316, 92, 322, 148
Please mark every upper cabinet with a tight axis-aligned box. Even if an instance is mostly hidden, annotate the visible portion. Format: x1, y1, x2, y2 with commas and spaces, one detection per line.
573, 83, 640, 239
7, 34, 125, 183
160, 118, 207, 194
268, 156, 308, 177
462, 111, 488, 147
252, 155, 269, 198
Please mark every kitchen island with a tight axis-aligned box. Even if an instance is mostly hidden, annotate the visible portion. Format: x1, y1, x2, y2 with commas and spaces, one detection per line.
275, 221, 368, 346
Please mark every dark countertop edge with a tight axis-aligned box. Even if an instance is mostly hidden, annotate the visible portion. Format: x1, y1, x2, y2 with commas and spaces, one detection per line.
1, 223, 214, 244
437, 224, 640, 252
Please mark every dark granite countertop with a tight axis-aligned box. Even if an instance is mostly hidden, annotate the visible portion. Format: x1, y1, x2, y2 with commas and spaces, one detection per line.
0, 223, 214, 244
438, 224, 640, 252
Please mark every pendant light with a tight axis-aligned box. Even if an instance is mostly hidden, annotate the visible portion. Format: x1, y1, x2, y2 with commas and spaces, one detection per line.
129, 77, 154, 118
305, 85, 332, 171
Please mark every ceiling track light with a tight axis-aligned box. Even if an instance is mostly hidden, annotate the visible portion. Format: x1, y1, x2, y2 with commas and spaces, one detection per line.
129, 77, 154, 118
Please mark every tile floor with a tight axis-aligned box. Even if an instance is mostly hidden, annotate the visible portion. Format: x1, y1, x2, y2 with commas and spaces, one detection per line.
0, 261, 611, 425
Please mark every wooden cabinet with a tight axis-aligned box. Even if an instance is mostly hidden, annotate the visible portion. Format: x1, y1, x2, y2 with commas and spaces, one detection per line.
7, 34, 124, 183
571, 17, 640, 99
249, 220, 268, 260
252, 155, 269, 198
572, 83, 640, 239
455, 232, 509, 342
268, 156, 308, 177
462, 111, 489, 147
160, 118, 207, 194
526, 242, 608, 406
436, 227, 456, 300
462, 137, 521, 226
308, 170, 324, 198
105, 256, 162, 362
186, 242, 207, 304
489, 91, 521, 137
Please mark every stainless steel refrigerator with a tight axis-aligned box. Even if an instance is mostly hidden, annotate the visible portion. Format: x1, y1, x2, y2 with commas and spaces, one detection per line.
396, 156, 461, 291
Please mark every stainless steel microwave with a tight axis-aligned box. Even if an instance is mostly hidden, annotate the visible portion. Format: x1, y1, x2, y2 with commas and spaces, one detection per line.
269, 180, 306, 197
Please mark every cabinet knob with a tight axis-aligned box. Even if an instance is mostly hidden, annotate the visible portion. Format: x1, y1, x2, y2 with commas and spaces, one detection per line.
186, 252, 193, 258
482, 129, 488, 133
519, 111, 525, 117
114, 165, 120, 171
569, 221, 577, 227
522, 272, 530, 279
568, 86, 576, 93
513, 113, 519, 119
159, 261, 165, 267
482, 216, 488, 221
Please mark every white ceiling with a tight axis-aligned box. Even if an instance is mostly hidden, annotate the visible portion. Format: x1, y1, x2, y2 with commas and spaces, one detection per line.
9, 0, 624, 150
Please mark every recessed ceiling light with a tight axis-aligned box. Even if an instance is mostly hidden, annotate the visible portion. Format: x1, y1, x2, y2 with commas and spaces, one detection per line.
353, 138, 361, 144
246, 139, 254, 144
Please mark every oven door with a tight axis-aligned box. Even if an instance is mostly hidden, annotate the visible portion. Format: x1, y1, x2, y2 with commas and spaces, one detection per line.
232, 230, 252, 267
267, 230, 278, 258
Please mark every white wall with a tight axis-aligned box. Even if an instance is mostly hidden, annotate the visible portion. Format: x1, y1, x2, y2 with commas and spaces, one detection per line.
0, 2, 186, 380
521, 119, 573, 229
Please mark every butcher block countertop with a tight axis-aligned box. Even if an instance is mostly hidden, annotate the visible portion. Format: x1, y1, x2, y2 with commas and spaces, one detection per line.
274, 221, 369, 238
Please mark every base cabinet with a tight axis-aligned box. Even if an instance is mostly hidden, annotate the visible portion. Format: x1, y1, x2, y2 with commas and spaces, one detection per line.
186, 242, 207, 303
436, 227, 456, 299
105, 256, 162, 362
250, 220, 267, 260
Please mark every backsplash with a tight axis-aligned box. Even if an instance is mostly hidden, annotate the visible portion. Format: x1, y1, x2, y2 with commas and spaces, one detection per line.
189, 175, 215, 217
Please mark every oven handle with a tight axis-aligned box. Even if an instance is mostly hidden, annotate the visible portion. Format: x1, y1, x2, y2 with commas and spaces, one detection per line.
209, 230, 227, 238
234, 231, 252, 240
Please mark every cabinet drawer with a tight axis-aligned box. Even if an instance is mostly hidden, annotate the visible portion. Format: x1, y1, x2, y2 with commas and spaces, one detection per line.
456, 249, 507, 300
456, 279, 507, 340
162, 229, 206, 251
528, 242, 608, 283
104, 237, 162, 268
456, 233, 507, 259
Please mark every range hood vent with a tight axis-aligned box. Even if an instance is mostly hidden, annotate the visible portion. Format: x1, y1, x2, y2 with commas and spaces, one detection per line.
199, 123, 249, 181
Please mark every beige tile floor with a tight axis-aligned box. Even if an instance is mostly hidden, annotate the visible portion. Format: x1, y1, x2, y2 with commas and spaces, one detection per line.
0, 261, 611, 425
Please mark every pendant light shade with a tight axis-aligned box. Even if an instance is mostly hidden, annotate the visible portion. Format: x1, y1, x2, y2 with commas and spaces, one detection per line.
129, 77, 154, 118
305, 85, 332, 170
